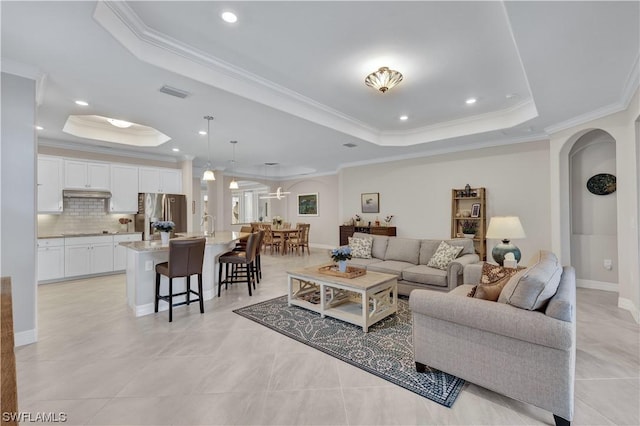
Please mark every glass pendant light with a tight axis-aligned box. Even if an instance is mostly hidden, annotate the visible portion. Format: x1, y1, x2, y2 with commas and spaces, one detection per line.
202, 115, 215, 181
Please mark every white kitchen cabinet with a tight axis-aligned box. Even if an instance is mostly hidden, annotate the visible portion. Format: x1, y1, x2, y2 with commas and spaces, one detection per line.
64, 235, 114, 277
138, 167, 182, 194
37, 238, 65, 282
37, 156, 63, 213
113, 233, 142, 271
110, 164, 139, 213
64, 160, 110, 190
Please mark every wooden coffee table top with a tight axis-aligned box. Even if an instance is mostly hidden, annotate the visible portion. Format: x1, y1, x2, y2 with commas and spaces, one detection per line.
287, 264, 397, 290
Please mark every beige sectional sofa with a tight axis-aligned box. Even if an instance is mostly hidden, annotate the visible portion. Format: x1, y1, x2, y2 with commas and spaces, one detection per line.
345, 232, 480, 295
409, 251, 576, 426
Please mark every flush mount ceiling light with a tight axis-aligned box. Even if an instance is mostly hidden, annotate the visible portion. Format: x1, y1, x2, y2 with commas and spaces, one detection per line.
229, 140, 239, 190
202, 115, 215, 181
75, 100, 89, 106
107, 118, 133, 128
221, 11, 237, 23
364, 67, 403, 93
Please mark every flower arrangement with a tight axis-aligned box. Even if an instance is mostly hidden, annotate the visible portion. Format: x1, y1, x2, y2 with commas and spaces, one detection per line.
461, 220, 477, 234
354, 214, 361, 222
384, 215, 394, 223
331, 246, 352, 262
152, 220, 175, 232
272, 216, 283, 226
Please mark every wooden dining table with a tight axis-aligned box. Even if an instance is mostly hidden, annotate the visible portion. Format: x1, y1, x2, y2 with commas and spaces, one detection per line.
271, 228, 299, 255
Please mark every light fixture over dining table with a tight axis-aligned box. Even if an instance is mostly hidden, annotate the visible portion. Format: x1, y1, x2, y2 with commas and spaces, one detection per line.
202, 115, 215, 181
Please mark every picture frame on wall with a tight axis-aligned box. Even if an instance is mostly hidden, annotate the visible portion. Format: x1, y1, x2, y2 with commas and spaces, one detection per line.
471, 203, 481, 218
361, 192, 380, 213
297, 193, 319, 216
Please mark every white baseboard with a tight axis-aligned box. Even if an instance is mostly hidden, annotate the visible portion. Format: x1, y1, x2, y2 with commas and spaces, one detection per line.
14, 328, 37, 346
618, 297, 640, 324
133, 289, 214, 317
576, 279, 618, 292
310, 243, 333, 250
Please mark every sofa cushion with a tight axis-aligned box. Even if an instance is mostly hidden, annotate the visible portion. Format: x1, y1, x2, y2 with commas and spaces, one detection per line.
402, 265, 448, 287
367, 260, 414, 277
355, 232, 388, 259
498, 250, 563, 310
419, 240, 441, 265
347, 258, 382, 268
348, 236, 372, 259
445, 238, 475, 256
384, 238, 420, 264
426, 241, 463, 270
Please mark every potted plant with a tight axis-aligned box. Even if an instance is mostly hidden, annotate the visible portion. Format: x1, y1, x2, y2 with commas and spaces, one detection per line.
461, 220, 477, 239
383, 215, 394, 226
152, 220, 175, 244
331, 246, 352, 272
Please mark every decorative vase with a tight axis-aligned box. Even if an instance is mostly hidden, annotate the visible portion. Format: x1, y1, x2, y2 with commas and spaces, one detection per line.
160, 231, 170, 244
463, 233, 475, 239
338, 260, 347, 273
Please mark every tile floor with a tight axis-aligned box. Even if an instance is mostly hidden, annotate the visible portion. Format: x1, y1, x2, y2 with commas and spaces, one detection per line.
15, 251, 640, 425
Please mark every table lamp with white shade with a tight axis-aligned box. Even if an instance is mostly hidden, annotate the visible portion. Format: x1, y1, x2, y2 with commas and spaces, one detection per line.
485, 216, 526, 266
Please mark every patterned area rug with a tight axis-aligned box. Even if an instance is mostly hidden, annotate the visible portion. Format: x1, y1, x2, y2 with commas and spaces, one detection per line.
233, 295, 465, 407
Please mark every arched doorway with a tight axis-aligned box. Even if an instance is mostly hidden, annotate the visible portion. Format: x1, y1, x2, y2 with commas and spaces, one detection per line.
568, 129, 618, 291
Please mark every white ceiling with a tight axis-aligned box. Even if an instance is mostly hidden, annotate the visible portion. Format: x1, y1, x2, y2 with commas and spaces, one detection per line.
2, 1, 638, 179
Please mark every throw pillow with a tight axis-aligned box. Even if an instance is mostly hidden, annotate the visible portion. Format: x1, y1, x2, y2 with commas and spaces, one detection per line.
467, 263, 524, 301
348, 236, 372, 259
427, 241, 463, 270
498, 250, 563, 310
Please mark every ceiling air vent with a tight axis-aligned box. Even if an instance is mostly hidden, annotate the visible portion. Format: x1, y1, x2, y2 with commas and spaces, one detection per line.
343, 143, 358, 148
159, 85, 190, 99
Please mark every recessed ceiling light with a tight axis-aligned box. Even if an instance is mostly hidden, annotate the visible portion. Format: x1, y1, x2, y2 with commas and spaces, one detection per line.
465, 98, 477, 105
75, 100, 89, 106
399, 115, 409, 121
35, 126, 44, 130
221, 11, 238, 23
199, 130, 207, 135
107, 118, 133, 128
172, 148, 180, 152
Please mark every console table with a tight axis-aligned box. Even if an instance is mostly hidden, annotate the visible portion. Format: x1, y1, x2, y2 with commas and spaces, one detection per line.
339, 225, 397, 245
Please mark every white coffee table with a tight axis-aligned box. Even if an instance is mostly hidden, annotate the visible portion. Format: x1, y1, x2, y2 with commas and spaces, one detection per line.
287, 265, 398, 332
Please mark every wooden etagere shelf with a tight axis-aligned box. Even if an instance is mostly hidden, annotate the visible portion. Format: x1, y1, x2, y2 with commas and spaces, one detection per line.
451, 187, 487, 261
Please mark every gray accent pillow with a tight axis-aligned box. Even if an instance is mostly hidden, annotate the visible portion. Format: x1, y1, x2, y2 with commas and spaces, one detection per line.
445, 238, 475, 255
426, 241, 464, 270
384, 237, 421, 265
498, 250, 563, 310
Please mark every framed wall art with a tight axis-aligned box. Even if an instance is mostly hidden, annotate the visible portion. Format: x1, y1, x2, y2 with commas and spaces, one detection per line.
361, 192, 380, 213
297, 193, 319, 216
471, 203, 481, 218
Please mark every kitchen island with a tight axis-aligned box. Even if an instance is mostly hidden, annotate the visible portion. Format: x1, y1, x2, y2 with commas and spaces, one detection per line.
120, 231, 248, 317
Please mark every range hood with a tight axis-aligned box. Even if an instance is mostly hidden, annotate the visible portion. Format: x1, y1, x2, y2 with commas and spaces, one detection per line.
62, 189, 112, 199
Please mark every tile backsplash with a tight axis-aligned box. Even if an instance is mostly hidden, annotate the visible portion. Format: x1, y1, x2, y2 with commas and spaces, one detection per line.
38, 198, 135, 235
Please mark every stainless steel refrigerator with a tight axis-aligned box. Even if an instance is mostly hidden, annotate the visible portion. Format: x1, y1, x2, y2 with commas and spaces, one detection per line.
135, 193, 187, 240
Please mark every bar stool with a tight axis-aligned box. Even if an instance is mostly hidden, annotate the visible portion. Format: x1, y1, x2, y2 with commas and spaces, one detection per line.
218, 232, 259, 296
155, 238, 206, 322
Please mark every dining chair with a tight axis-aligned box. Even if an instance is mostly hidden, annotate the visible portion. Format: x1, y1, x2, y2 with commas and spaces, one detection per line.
289, 223, 311, 255
154, 238, 206, 322
261, 224, 281, 254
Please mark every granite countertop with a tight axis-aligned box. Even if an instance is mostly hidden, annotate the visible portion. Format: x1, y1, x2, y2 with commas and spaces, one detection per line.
120, 231, 249, 252
38, 231, 142, 239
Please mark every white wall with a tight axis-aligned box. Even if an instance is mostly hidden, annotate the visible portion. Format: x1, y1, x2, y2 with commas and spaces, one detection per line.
281, 174, 339, 248
1, 72, 37, 345
340, 140, 552, 263
550, 88, 640, 323
569, 130, 618, 286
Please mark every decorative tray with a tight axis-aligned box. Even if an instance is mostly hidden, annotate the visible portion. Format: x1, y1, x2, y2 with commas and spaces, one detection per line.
318, 265, 366, 279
